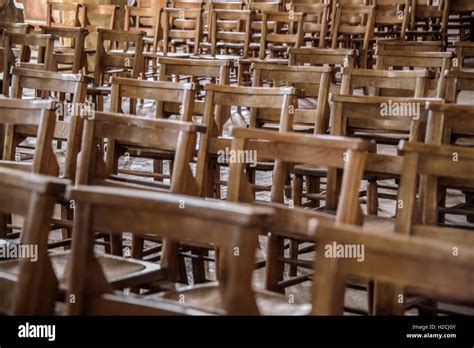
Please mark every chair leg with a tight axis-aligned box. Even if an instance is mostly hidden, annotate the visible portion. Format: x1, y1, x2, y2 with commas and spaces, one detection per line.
367, 180, 379, 216
289, 175, 303, 277
306, 176, 320, 208
466, 192, 474, 223
265, 234, 285, 293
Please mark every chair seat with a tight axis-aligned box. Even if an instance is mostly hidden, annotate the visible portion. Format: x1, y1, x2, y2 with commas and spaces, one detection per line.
0, 252, 165, 289
154, 283, 312, 315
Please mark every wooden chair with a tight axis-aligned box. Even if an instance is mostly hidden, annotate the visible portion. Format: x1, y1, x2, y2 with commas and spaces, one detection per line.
226, 127, 370, 292
289, 2, 329, 48
288, 47, 356, 92
2, 33, 55, 96
245, 1, 281, 56
407, 0, 451, 45
10, 67, 89, 246
204, 1, 244, 44
195, 84, 297, 199
455, 41, 474, 70
340, 67, 432, 98
311, 220, 474, 315
125, 5, 165, 78
0, 22, 33, 74
160, 8, 203, 56
11, 67, 88, 182
80, 4, 118, 32
425, 103, 474, 225
375, 49, 452, 98
331, 5, 375, 68
206, 9, 252, 59
65, 185, 274, 315
80, 3, 119, 73
373, 0, 410, 39
40, 26, 88, 73
89, 29, 145, 111
46, 1, 81, 28
259, 10, 304, 61
0, 168, 68, 315
0, 98, 58, 177
157, 57, 232, 122
251, 62, 332, 134
443, 69, 474, 104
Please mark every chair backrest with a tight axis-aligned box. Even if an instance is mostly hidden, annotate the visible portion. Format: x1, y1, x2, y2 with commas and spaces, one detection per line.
46, 1, 81, 28
209, 9, 252, 58
0, 98, 58, 176
331, 5, 375, 52
396, 140, 474, 243
373, 0, 409, 39
158, 57, 232, 117
288, 47, 356, 67
340, 68, 432, 97
76, 111, 204, 196
40, 26, 88, 73
290, 3, 329, 48
2, 33, 55, 96
66, 185, 273, 315
170, 0, 206, 9
252, 62, 332, 133
195, 84, 297, 197
138, 0, 168, 7
443, 69, 474, 104
455, 41, 474, 70
125, 5, 164, 53
0, 22, 33, 36
94, 29, 145, 87
376, 38, 444, 53
311, 220, 474, 315
80, 4, 118, 32
259, 11, 304, 59
375, 50, 452, 97
161, 8, 203, 56
227, 127, 370, 224
110, 76, 196, 121
0, 168, 67, 315
410, 0, 451, 42
11, 67, 89, 181
331, 94, 440, 144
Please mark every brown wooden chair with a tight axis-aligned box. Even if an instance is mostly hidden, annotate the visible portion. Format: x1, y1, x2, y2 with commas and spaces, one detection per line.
425, 103, 474, 226
158, 56, 232, 123
407, 0, 451, 46
195, 84, 297, 199
40, 26, 88, 73
226, 127, 370, 292
10, 67, 89, 246
65, 185, 274, 315
0, 22, 33, 74
0, 168, 68, 315
160, 8, 203, 57
206, 9, 252, 59
290, 2, 329, 48
2, 33, 55, 96
455, 41, 474, 70
311, 219, 474, 315
251, 62, 332, 134
375, 49, 452, 98
46, 1, 81, 28
331, 5, 375, 68
443, 69, 474, 104
0, 98, 58, 177
80, 4, 118, 32
89, 29, 145, 111
125, 5, 165, 78
288, 47, 356, 93
373, 0, 410, 39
